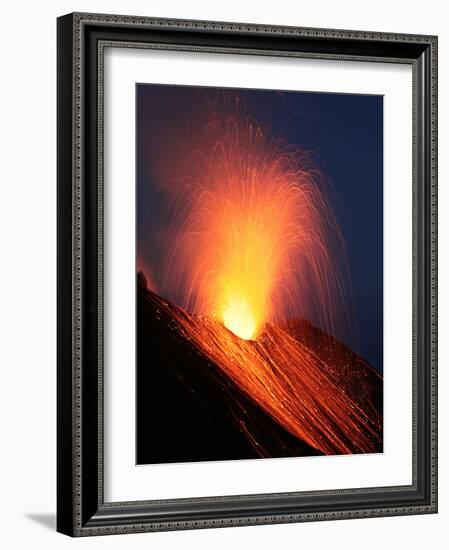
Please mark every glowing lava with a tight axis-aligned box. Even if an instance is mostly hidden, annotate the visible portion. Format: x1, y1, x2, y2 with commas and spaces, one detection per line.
163, 95, 349, 342
222, 296, 256, 340
141, 283, 383, 456
148, 94, 379, 456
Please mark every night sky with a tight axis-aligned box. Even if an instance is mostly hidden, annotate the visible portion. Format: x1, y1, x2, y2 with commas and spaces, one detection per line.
136, 84, 383, 372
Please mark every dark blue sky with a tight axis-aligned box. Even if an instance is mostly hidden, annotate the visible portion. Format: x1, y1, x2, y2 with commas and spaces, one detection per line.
137, 84, 383, 372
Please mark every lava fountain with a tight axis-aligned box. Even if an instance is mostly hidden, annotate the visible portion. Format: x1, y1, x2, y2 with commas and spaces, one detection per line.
153, 94, 381, 455
164, 96, 349, 341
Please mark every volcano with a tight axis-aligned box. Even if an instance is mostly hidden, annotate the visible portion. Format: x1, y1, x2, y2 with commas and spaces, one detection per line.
136, 272, 382, 465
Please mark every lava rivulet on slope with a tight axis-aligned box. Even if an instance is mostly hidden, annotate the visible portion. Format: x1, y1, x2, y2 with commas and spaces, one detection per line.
139, 93, 382, 460
140, 275, 382, 457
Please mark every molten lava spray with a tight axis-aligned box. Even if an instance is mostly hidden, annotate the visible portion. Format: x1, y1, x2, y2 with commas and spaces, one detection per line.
165, 96, 348, 341
154, 94, 380, 455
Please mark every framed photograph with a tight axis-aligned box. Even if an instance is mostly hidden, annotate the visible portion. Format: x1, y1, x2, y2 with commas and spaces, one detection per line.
57, 12, 438, 536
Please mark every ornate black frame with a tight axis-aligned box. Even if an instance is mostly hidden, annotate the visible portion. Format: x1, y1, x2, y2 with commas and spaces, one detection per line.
57, 12, 438, 537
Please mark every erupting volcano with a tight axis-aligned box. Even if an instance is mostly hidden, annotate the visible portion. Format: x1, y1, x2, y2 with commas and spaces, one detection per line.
163, 100, 349, 343
136, 90, 383, 464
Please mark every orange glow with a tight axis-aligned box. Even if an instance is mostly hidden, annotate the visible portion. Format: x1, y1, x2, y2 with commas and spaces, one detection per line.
167, 308, 382, 455
152, 96, 381, 455
164, 99, 348, 341
222, 296, 256, 340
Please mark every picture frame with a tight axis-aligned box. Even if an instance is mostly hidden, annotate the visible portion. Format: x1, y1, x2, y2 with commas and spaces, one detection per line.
57, 12, 438, 536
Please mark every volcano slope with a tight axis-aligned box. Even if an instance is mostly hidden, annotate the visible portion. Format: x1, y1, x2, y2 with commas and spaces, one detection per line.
136, 272, 382, 465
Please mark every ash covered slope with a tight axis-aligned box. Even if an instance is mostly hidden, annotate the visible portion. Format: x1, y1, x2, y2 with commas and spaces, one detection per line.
136, 272, 322, 464
283, 319, 383, 424
136, 272, 382, 465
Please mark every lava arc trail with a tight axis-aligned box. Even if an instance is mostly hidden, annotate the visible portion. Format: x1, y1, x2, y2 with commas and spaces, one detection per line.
149, 94, 381, 456
170, 307, 381, 455
163, 96, 349, 341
